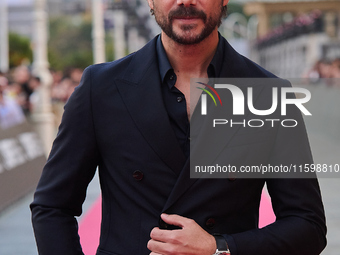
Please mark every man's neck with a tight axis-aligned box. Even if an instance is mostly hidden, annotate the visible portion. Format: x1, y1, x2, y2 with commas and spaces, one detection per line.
161, 29, 219, 78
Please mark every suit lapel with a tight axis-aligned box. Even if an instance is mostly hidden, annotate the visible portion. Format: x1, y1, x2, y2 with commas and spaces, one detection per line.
162, 85, 251, 213
162, 38, 266, 212
115, 37, 186, 176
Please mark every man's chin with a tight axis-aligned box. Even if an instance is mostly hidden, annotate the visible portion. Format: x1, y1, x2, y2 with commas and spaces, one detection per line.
169, 30, 207, 45
173, 35, 212, 45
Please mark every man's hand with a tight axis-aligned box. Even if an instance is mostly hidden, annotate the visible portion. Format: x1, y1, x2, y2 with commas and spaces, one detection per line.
147, 214, 216, 255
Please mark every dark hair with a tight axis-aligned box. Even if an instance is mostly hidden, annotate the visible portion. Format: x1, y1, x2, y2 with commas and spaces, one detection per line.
222, 5, 228, 19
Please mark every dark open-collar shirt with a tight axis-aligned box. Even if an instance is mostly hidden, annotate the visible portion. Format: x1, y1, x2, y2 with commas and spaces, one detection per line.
156, 34, 225, 159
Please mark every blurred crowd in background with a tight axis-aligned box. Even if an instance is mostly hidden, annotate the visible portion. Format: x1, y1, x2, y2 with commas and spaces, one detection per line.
1, 0, 340, 131
0, 66, 82, 130
1, 55, 339, 132
306, 58, 340, 81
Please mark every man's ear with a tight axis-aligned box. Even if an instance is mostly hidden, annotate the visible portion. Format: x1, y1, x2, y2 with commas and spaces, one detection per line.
147, 0, 154, 10
223, 0, 229, 7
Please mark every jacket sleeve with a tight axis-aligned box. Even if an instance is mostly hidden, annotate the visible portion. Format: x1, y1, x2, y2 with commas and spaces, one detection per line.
223, 90, 327, 255
30, 66, 100, 255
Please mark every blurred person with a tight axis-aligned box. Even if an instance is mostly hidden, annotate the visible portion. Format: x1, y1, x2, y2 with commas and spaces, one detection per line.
331, 58, 340, 78
53, 77, 73, 103
31, 1, 326, 255
12, 65, 31, 84
304, 60, 321, 83
305, 59, 334, 86
6, 81, 27, 111
0, 73, 25, 129
69, 68, 83, 84
50, 69, 63, 87
63, 67, 83, 86
331, 58, 340, 88
50, 68, 82, 103
51, 69, 82, 104
0, 72, 7, 89
6, 81, 22, 99
66, 80, 79, 100
50, 69, 64, 101
51, 76, 74, 127
318, 59, 333, 79
12, 65, 33, 115
28, 76, 41, 91
28, 76, 42, 113
68, 68, 84, 101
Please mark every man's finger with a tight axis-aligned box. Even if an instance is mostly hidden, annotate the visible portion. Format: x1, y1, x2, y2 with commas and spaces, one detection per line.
150, 227, 167, 242
150, 227, 182, 243
148, 238, 174, 253
161, 213, 193, 228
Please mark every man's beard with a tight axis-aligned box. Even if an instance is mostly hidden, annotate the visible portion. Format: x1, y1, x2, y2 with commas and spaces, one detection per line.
153, 5, 223, 45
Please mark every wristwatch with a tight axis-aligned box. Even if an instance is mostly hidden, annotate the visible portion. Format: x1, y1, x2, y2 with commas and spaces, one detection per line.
212, 234, 230, 255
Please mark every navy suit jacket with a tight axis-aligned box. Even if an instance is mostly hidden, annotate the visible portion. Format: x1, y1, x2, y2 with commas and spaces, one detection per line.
31, 35, 326, 255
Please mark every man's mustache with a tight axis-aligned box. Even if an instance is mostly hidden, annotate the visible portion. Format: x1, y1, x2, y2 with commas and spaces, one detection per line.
168, 6, 207, 22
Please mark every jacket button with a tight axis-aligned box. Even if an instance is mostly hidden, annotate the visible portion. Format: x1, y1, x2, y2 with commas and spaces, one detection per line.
159, 218, 168, 229
205, 218, 216, 229
133, 170, 144, 181
228, 172, 237, 181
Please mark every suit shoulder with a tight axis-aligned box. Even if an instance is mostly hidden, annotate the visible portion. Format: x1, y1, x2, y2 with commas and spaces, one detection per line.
221, 37, 277, 79
241, 55, 277, 78
240, 56, 292, 88
83, 36, 158, 82
85, 52, 136, 79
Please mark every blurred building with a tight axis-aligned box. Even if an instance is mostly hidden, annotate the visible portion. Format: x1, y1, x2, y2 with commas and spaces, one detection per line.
244, 0, 340, 37
7, 0, 158, 55
9, 0, 339, 78
8, 0, 92, 39
48, 0, 91, 16
242, 0, 340, 77
104, 0, 159, 54
8, 0, 34, 39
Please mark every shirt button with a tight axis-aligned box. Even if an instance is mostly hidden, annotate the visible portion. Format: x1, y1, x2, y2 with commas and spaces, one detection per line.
177, 96, 183, 103
133, 170, 144, 181
205, 218, 216, 229
170, 75, 174, 80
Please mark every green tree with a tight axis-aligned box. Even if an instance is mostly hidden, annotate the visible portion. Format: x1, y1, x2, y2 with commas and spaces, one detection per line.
48, 15, 94, 71
8, 32, 33, 68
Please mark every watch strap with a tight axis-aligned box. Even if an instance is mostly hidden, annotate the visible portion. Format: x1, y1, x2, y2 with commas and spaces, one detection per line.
213, 234, 230, 255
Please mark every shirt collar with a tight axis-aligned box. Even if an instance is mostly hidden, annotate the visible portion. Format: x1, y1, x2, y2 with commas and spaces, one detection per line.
208, 32, 224, 78
157, 35, 173, 84
156, 32, 225, 82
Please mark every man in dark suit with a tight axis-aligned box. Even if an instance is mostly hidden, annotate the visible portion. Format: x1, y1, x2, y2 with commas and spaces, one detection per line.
31, 0, 326, 254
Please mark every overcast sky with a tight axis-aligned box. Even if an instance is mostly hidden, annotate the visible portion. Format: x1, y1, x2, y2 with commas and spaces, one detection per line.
7, 0, 33, 6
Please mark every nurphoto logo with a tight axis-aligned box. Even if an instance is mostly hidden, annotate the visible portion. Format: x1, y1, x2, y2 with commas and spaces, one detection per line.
195, 79, 312, 128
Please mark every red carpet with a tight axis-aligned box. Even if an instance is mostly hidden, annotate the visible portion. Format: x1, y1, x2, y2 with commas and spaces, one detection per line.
259, 190, 276, 228
79, 196, 102, 255
79, 190, 275, 254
